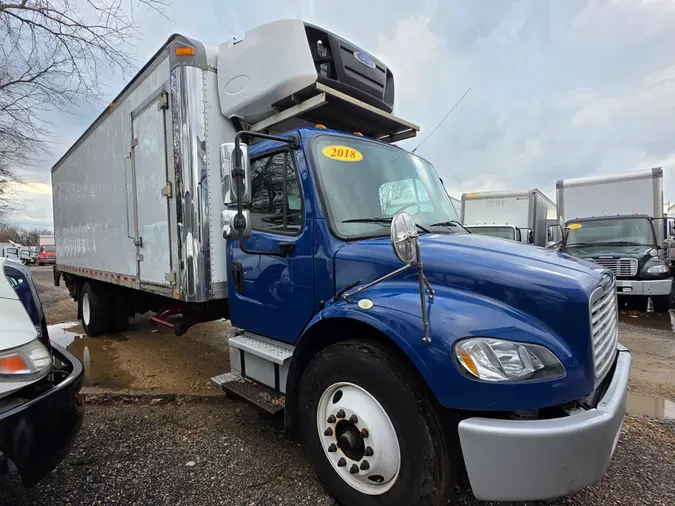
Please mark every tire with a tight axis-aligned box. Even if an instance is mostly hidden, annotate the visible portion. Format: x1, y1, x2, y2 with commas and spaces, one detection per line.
108, 295, 130, 333
298, 340, 456, 506
652, 295, 670, 312
80, 282, 110, 337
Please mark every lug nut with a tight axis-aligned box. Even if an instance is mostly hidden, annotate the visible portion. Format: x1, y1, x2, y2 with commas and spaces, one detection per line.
364, 446, 374, 457
349, 414, 358, 424
360, 428, 369, 438
327, 443, 337, 453
324, 427, 333, 436
337, 409, 345, 419
360, 460, 370, 471
327, 415, 336, 424
337, 457, 346, 467
350, 464, 359, 474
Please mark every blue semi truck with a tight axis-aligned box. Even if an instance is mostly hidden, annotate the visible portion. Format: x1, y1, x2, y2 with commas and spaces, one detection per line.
52, 19, 631, 505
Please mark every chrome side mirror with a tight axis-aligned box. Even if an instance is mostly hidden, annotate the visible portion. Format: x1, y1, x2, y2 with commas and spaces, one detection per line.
220, 142, 251, 205
222, 209, 251, 240
391, 211, 418, 264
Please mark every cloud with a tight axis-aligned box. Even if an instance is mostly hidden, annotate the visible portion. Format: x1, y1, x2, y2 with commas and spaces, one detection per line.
5, 0, 675, 225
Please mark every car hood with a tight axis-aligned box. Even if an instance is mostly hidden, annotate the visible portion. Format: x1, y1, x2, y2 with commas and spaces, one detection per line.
335, 233, 605, 356
564, 244, 653, 259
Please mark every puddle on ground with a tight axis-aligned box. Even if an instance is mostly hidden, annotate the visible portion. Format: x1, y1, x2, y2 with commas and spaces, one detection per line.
627, 392, 675, 420
48, 322, 135, 389
619, 309, 675, 332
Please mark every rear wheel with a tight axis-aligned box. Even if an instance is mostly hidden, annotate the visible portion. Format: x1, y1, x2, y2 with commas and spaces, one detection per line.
80, 282, 109, 337
298, 340, 456, 506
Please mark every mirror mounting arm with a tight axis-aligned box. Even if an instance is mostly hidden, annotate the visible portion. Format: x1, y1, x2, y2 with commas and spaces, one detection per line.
341, 255, 435, 345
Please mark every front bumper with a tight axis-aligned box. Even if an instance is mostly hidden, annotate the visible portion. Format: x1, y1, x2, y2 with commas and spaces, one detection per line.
458, 345, 631, 501
0, 343, 84, 486
615, 278, 672, 295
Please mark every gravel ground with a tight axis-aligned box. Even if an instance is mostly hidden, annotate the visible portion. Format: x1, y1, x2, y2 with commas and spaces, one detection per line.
7, 266, 672, 505
0, 395, 673, 506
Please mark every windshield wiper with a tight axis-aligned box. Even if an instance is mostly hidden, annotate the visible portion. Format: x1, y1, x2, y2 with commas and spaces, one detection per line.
429, 220, 470, 233
565, 242, 597, 248
342, 218, 431, 234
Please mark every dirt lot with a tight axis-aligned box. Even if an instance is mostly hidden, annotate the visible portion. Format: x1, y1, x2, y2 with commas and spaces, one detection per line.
35, 266, 234, 394
2, 266, 672, 505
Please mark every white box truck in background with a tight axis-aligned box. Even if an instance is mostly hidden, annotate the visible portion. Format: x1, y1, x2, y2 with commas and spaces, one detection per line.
460, 189, 557, 246
556, 168, 673, 311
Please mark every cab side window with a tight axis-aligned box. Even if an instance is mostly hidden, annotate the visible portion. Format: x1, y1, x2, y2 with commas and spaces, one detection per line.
249, 151, 303, 235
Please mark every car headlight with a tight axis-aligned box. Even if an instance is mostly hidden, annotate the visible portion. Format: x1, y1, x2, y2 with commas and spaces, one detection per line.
646, 260, 669, 274
454, 338, 565, 382
0, 339, 52, 382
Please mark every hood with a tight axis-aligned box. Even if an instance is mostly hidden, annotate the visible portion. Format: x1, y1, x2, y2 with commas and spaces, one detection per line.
335, 233, 605, 357
564, 244, 653, 259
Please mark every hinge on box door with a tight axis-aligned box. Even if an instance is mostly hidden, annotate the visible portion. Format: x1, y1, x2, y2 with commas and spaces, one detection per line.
165, 271, 176, 284
161, 182, 173, 198
131, 137, 138, 148
157, 92, 169, 110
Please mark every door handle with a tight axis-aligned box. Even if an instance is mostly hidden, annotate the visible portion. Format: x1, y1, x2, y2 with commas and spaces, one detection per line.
278, 242, 295, 257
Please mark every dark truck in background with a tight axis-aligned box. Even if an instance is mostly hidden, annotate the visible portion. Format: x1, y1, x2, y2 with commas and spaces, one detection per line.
556, 168, 674, 311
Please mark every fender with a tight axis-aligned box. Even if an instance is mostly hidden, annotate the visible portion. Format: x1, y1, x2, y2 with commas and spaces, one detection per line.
293, 280, 593, 412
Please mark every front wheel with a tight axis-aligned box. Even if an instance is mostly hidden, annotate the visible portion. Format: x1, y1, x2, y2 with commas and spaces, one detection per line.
298, 340, 457, 506
652, 295, 671, 312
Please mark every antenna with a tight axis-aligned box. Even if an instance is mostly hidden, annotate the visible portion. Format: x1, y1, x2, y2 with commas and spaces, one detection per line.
412, 87, 471, 154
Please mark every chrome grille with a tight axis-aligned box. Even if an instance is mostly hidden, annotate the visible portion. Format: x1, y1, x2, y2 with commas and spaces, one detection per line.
591, 258, 637, 277
590, 282, 619, 380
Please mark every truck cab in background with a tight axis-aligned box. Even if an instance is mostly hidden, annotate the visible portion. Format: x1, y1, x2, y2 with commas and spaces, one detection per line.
460, 189, 556, 246
51, 19, 631, 505
557, 169, 673, 312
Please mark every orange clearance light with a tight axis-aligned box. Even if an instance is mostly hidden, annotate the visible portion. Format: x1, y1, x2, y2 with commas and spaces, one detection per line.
0, 355, 27, 373
353, 131, 364, 136
315, 124, 327, 129
457, 348, 479, 377
176, 46, 195, 56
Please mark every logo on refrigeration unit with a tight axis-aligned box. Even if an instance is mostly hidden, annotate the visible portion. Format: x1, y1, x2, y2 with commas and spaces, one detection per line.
353, 51, 376, 68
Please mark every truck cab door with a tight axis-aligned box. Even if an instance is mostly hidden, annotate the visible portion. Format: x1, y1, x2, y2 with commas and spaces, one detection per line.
227, 148, 314, 344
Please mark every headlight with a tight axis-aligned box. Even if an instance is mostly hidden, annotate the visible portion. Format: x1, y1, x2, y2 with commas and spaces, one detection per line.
0, 339, 52, 382
454, 338, 565, 382
646, 262, 669, 274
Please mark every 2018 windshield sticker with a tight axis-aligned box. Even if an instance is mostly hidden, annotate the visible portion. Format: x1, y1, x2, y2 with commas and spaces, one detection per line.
568, 223, 582, 230
321, 145, 363, 162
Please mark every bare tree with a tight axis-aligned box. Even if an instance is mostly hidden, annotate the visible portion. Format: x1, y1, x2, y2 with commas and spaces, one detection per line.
0, 0, 169, 213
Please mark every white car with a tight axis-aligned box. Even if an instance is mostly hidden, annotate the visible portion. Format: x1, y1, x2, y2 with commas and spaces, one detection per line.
0, 258, 84, 485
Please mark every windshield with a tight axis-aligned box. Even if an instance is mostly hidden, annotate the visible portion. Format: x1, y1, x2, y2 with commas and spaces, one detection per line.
566, 217, 655, 247
42, 245, 55, 252
312, 136, 460, 238
466, 226, 515, 240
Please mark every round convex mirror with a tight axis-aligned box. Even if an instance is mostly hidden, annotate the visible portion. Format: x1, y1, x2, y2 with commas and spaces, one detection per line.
391, 211, 418, 264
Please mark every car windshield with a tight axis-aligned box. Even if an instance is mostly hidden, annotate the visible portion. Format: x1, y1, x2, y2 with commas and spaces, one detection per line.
566, 217, 655, 247
42, 246, 55, 252
311, 135, 460, 239
466, 226, 515, 240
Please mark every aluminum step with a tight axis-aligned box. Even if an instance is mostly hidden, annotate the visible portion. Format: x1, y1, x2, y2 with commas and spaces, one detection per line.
228, 333, 294, 393
228, 334, 294, 365
211, 372, 285, 416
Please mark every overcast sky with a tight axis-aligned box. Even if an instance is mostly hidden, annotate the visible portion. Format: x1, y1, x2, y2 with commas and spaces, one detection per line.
7, 0, 675, 229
